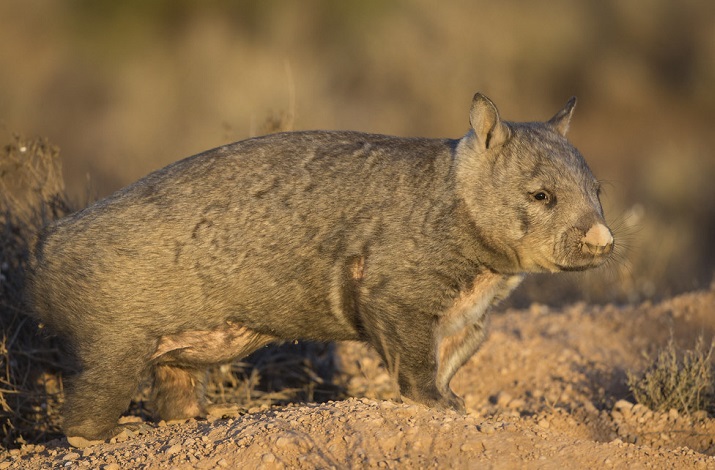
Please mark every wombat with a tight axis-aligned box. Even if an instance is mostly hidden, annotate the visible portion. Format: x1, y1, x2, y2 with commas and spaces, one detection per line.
27, 93, 613, 447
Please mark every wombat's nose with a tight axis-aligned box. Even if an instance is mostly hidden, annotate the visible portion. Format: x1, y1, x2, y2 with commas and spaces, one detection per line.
582, 223, 614, 256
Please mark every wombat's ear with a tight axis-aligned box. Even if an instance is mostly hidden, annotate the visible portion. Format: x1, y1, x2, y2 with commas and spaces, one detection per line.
469, 93, 509, 151
547, 96, 577, 137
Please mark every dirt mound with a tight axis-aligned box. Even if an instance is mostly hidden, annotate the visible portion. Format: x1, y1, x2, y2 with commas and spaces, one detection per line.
2, 288, 714, 468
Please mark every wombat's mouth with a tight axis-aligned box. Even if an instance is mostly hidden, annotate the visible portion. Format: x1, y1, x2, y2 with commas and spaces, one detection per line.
554, 258, 609, 272
525, 246, 612, 273
533, 257, 604, 273
554, 249, 613, 272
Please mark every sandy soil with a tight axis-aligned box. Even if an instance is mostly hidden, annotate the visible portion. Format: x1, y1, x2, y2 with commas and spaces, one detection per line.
3, 287, 715, 469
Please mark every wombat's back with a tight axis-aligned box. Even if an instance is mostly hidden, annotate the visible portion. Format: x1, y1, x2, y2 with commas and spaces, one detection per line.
28, 131, 459, 343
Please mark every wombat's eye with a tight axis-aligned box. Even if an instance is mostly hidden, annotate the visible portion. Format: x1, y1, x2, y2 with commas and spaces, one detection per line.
531, 190, 553, 204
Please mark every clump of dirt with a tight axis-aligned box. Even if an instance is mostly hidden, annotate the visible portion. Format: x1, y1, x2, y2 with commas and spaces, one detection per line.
611, 399, 715, 453
3, 288, 715, 469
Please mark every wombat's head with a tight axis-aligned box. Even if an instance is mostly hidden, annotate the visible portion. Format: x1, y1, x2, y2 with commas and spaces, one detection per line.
455, 93, 613, 274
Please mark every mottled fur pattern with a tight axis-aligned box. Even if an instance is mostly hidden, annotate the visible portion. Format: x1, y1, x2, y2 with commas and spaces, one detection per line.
26, 93, 613, 445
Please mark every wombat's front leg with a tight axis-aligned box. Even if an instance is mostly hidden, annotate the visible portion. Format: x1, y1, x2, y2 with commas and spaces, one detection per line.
400, 319, 488, 414
431, 273, 523, 410
435, 321, 488, 404
368, 314, 464, 412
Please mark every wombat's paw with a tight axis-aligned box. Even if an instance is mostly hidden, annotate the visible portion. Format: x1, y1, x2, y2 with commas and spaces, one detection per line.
400, 390, 466, 414
438, 393, 466, 414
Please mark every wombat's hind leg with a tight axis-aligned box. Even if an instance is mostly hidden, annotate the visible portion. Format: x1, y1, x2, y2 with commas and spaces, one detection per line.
152, 365, 208, 421
63, 353, 147, 447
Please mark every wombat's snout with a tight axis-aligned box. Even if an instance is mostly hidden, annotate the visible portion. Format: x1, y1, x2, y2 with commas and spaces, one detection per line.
581, 223, 614, 256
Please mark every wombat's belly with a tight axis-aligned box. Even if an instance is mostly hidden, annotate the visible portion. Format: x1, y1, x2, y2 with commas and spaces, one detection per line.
151, 321, 278, 366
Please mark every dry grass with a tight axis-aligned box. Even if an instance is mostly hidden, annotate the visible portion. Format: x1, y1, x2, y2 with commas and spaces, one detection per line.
206, 341, 344, 410
627, 336, 714, 415
0, 135, 73, 447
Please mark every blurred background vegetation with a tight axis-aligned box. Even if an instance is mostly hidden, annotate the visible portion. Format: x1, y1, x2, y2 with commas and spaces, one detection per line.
1, 0, 714, 304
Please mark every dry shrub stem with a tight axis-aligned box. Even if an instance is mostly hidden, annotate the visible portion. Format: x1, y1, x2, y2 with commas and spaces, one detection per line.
0, 135, 73, 448
627, 335, 714, 415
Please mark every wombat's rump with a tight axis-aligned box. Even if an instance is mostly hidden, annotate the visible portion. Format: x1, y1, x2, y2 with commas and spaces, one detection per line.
27, 93, 613, 446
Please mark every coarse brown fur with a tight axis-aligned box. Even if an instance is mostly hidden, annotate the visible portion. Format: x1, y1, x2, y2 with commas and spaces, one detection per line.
26, 93, 613, 446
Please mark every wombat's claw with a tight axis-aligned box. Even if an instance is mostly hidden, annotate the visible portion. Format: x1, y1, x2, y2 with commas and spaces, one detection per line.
448, 395, 467, 415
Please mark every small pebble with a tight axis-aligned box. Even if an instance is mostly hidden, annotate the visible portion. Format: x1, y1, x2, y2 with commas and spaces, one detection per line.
613, 399, 633, 412
460, 441, 486, 452
478, 423, 495, 434
495, 391, 513, 407
63, 452, 80, 461
165, 444, 182, 455
276, 436, 291, 448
